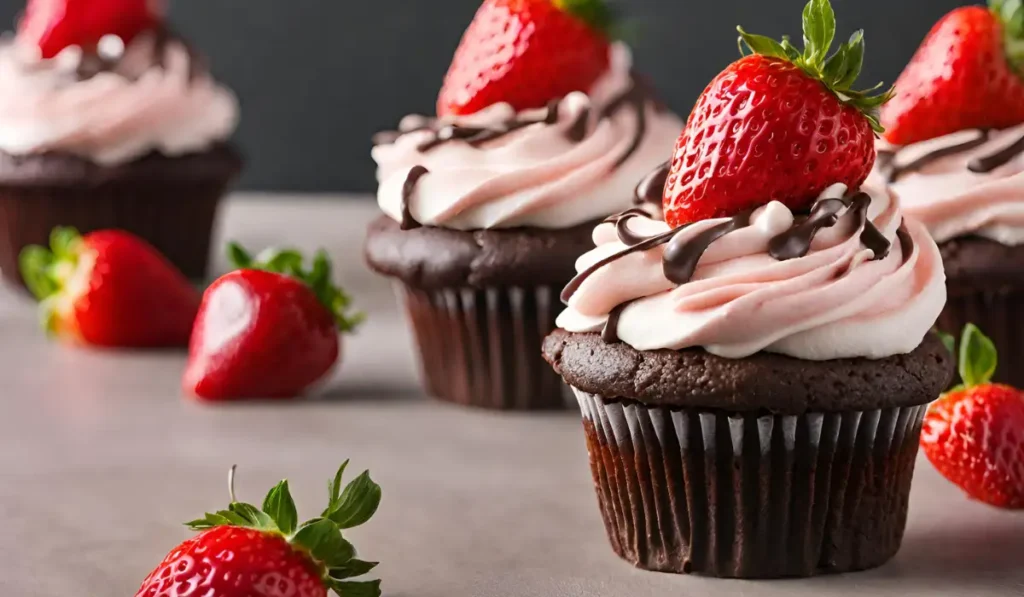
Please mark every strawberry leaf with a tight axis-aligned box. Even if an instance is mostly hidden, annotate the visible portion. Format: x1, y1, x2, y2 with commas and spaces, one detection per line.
324, 471, 383, 530
328, 580, 382, 597
229, 502, 276, 531
553, 0, 616, 38
992, 0, 1024, 73
263, 480, 299, 536
936, 329, 956, 355
329, 560, 379, 580
327, 460, 351, 509
802, 0, 835, 64
293, 518, 356, 567
959, 323, 998, 388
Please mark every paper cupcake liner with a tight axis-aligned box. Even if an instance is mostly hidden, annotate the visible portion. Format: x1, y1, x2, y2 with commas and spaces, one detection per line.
573, 389, 928, 578
939, 289, 1024, 387
398, 284, 570, 410
0, 179, 231, 286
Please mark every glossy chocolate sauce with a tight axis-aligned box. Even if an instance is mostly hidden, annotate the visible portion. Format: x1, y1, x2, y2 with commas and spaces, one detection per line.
968, 132, 1024, 173
565, 191, 896, 342
634, 161, 670, 210
399, 165, 430, 230
880, 129, 991, 182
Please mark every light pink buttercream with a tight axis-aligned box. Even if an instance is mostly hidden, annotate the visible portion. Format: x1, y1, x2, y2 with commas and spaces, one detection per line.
557, 183, 947, 360
372, 44, 684, 230
0, 33, 239, 165
878, 123, 1024, 245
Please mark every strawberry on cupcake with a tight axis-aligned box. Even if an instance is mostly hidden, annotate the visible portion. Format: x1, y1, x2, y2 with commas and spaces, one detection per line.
365, 0, 684, 410
543, 0, 954, 578
876, 1, 1024, 388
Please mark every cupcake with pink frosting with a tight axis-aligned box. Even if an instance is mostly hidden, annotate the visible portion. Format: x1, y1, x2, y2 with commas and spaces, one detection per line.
876, 2, 1024, 387
364, 0, 683, 410
0, 0, 241, 285
544, 1, 953, 578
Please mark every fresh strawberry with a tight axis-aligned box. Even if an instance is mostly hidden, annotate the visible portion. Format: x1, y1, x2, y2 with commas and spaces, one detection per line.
135, 463, 382, 597
184, 244, 363, 401
19, 227, 200, 348
18, 0, 162, 59
437, 0, 614, 117
922, 325, 1024, 509
882, 1, 1024, 146
662, 0, 891, 228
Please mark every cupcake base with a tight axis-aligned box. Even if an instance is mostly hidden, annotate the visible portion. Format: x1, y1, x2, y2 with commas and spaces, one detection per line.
0, 145, 242, 285
399, 284, 568, 410
575, 389, 928, 578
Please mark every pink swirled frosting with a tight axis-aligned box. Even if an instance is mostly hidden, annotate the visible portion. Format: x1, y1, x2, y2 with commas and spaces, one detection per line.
0, 32, 239, 165
877, 123, 1024, 245
372, 44, 684, 230
557, 181, 947, 360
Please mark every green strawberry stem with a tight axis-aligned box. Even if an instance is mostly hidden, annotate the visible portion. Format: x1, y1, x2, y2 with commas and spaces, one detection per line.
19, 227, 87, 334
187, 463, 383, 597
554, 0, 616, 38
228, 242, 365, 333
944, 323, 999, 392
736, 0, 892, 133
992, 0, 1024, 74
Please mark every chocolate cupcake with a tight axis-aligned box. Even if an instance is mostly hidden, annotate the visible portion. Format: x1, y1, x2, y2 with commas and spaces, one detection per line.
365, 3, 683, 410
0, 6, 241, 285
543, 0, 954, 577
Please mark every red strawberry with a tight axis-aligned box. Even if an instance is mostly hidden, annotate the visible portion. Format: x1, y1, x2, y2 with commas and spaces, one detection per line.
882, 2, 1024, 146
136, 463, 382, 597
662, 0, 891, 228
437, 0, 614, 117
184, 243, 363, 401
922, 325, 1024, 509
18, 0, 162, 59
19, 227, 200, 348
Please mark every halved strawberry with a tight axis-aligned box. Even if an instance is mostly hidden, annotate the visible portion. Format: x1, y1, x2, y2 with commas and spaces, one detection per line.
662, 0, 890, 228
135, 463, 382, 597
882, 1, 1024, 145
922, 324, 1024, 509
437, 0, 614, 117
19, 227, 200, 348
184, 244, 364, 401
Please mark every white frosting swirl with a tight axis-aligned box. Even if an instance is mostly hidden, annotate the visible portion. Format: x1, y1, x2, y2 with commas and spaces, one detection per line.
0, 32, 239, 165
878, 123, 1024, 245
372, 44, 684, 230
558, 182, 947, 360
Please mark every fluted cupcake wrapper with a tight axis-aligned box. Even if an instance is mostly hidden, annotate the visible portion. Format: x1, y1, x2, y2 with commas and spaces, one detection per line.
938, 289, 1024, 388
398, 284, 570, 410
573, 389, 928, 578
0, 181, 230, 286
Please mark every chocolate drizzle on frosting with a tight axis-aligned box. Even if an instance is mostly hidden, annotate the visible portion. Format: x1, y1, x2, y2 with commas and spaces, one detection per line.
634, 160, 670, 210
600, 82, 648, 168
399, 165, 430, 230
563, 190, 897, 342
968, 132, 1024, 173
879, 129, 991, 182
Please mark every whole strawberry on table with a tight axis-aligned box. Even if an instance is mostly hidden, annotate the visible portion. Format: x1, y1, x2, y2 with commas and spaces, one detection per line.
19, 227, 200, 348
184, 243, 363, 401
135, 462, 382, 597
922, 324, 1024, 510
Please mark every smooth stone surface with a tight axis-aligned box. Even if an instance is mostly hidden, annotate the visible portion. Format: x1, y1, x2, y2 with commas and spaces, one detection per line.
0, 194, 1021, 597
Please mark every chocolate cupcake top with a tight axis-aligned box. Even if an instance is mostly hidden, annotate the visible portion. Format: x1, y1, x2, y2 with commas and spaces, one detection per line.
875, 123, 1024, 245
557, 179, 948, 361
0, 28, 238, 165
372, 44, 683, 231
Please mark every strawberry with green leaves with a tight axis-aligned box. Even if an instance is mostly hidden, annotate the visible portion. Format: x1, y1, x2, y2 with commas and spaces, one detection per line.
184, 243, 364, 401
135, 462, 382, 597
882, 0, 1024, 146
663, 0, 891, 227
20, 227, 200, 348
437, 0, 615, 117
923, 325, 1024, 509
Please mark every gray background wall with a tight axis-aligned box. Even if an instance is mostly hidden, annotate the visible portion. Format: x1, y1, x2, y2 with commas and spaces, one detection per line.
0, 0, 967, 192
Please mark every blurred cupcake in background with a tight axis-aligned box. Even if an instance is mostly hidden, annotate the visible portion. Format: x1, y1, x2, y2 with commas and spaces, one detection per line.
876, 1, 1024, 387
0, 0, 242, 286
365, 0, 684, 410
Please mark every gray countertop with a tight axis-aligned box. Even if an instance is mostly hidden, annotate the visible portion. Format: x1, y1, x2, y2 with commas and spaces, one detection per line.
0, 195, 1021, 597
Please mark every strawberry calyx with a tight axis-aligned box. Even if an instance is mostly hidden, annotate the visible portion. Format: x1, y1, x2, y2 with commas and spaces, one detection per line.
186, 463, 382, 597
228, 243, 364, 333
553, 0, 617, 38
941, 323, 999, 393
737, 0, 892, 132
19, 227, 93, 334
991, 0, 1024, 74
